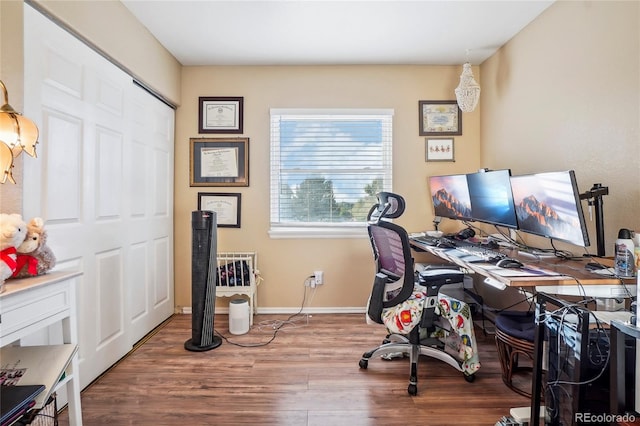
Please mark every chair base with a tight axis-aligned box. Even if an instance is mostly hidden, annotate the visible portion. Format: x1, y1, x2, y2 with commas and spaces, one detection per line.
359, 333, 474, 396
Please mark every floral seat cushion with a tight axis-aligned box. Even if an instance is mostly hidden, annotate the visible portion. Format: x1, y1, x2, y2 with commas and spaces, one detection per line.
380, 282, 481, 375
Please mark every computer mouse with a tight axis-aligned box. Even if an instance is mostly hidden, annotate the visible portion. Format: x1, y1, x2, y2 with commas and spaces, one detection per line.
496, 258, 524, 269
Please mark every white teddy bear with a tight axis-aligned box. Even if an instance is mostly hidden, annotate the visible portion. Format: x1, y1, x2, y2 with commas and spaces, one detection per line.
0, 213, 28, 288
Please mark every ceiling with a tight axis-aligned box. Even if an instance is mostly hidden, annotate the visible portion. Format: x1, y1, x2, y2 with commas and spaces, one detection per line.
121, 0, 554, 67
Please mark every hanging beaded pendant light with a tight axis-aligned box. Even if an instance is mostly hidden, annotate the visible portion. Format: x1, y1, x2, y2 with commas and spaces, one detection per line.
454, 51, 481, 113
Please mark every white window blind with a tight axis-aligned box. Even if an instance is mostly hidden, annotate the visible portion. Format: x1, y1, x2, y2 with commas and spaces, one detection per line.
270, 108, 393, 237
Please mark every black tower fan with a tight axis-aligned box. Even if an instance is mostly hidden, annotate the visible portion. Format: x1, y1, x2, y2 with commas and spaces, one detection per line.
184, 210, 222, 351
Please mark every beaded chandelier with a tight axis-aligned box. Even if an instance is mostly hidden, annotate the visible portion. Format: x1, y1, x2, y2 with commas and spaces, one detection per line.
454, 62, 481, 113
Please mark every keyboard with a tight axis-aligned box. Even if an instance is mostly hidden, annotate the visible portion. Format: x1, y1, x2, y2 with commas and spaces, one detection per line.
411, 235, 457, 248
454, 244, 508, 264
411, 235, 439, 245
411, 235, 510, 264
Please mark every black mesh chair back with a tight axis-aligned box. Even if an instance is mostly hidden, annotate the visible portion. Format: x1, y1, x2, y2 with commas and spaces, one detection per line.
368, 219, 415, 310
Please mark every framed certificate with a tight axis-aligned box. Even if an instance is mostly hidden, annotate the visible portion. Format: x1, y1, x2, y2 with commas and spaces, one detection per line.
197, 192, 241, 228
198, 96, 244, 134
419, 100, 462, 136
190, 138, 249, 186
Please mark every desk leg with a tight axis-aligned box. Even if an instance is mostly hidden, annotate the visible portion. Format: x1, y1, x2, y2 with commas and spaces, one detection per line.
610, 325, 626, 416
530, 304, 545, 426
62, 282, 83, 426
66, 354, 83, 426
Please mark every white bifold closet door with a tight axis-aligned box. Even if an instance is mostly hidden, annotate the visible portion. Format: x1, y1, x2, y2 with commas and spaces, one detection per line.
22, 4, 175, 390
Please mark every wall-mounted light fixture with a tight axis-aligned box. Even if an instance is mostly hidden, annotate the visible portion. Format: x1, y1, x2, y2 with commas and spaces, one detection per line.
454, 51, 481, 113
0, 79, 39, 184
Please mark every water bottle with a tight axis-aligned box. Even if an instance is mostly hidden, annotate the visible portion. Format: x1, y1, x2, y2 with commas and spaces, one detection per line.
614, 228, 635, 277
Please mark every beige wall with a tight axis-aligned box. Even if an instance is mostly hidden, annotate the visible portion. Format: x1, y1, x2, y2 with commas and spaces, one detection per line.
481, 0, 639, 255
0, 0, 25, 213
3, 0, 638, 312
175, 65, 481, 311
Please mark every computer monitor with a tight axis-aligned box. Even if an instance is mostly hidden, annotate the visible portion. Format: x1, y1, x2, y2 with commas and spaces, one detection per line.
428, 174, 473, 221
510, 170, 590, 247
466, 169, 518, 229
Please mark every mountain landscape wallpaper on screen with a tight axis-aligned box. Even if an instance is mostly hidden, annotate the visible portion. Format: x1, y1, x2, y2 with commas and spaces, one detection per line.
515, 194, 582, 244
432, 188, 472, 219
510, 170, 589, 247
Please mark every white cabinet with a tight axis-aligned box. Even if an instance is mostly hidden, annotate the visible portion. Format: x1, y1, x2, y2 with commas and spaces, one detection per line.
0, 271, 83, 425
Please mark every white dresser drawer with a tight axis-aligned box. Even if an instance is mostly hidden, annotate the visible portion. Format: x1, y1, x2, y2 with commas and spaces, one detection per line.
0, 272, 79, 345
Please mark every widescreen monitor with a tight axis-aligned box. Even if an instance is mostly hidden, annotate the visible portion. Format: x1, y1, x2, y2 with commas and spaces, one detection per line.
510, 170, 590, 247
467, 169, 518, 229
428, 174, 473, 221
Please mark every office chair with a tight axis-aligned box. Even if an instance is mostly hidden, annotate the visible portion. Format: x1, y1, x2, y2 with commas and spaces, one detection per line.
359, 192, 479, 395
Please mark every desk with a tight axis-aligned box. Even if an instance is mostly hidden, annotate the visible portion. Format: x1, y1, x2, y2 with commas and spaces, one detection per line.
410, 238, 638, 425
0, 271, 83, 425
409, 238, 636, 297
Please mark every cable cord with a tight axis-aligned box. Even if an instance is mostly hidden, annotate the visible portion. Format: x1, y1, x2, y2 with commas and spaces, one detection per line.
493, 290, 537, 314
213, 276, 316, 348
540, 299, 618, 422
540, 304, 611, 387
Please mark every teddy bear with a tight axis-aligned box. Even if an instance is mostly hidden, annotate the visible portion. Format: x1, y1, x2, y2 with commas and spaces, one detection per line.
0, 213, 28, 286
12, 217, 56, 279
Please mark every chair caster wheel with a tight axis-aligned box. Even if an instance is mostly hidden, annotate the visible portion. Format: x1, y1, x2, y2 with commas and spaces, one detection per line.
464, 373, 475, 383
407, 384, 418, 396
359, 359, 368, 369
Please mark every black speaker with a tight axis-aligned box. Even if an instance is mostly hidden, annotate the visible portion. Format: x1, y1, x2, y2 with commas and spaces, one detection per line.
185, 210, 222, 352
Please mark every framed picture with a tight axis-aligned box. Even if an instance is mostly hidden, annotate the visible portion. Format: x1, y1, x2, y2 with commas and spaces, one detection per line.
198, 96, 244, 134
426, 138, 455, 162
197, 192, 241, 228
190, 138, 249, 186
419, 100, 462, 136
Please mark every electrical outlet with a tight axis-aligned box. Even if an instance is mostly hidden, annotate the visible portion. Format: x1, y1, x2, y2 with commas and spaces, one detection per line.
314, 270, 323, 286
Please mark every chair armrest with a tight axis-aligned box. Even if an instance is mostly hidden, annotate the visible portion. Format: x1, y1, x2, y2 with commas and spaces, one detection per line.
418, 269, 464, 329
367, 272, 387, 324
418, 268, 464, 284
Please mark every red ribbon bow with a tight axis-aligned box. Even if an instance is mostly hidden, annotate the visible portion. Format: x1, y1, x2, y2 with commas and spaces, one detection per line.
1, 247, 18, 271
13, 254, 38, 277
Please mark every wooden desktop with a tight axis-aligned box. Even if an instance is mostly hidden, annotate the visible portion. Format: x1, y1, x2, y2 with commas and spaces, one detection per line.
409, 237, 635, 294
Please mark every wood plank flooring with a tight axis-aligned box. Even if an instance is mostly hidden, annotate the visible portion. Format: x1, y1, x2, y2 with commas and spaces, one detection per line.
57, 313, 531, 425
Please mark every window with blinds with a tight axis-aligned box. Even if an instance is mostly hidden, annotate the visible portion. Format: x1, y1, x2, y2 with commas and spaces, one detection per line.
270, 108, 393, 237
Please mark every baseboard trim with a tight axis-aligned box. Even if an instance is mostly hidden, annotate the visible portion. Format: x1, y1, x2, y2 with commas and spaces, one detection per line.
179, 306, 366, 315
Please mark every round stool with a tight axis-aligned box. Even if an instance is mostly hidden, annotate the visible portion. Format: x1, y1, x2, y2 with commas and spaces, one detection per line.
494, 310, 536, 398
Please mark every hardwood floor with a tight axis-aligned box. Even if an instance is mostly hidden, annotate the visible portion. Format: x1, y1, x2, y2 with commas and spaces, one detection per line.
58, 313, 530, 425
